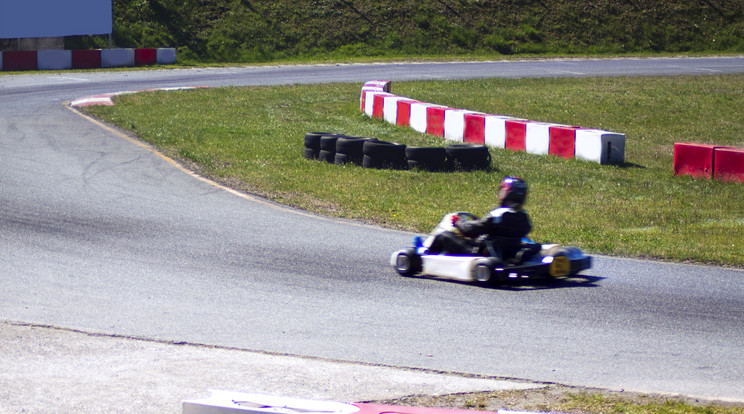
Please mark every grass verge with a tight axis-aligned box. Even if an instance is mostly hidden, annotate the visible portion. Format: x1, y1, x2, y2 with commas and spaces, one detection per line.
377, 386, 744, 414
81, 75, 744, 267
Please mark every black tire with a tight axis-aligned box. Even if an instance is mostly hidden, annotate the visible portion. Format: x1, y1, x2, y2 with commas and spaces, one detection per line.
362, 140, 407, 169
334, 152, 349, 165
303, 132, 328, 160
472, 258, 505, 285
405, 146, 447, 172
335, 137, 374, 165
362, 154, 375, 169
473, 263, 493, 285
303, 147, 317, 160
446, 144, 491, 171
304, 132, 328, 149
318, 135, 340, 163
394, 248, 421, 277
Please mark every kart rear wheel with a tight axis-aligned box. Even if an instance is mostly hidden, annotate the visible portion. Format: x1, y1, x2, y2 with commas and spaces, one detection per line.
473, 258, 507, 286
394, 248, 421, 277
473, 263, 493, 284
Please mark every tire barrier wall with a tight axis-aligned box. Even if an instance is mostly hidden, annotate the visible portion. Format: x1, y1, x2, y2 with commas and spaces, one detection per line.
674, 143, 744, 183
360, 80, 626, 165
303, 132, 491, 172
1, 47, 177, 71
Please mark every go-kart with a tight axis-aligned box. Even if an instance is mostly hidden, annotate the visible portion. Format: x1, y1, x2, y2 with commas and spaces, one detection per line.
390, 212, 592, 285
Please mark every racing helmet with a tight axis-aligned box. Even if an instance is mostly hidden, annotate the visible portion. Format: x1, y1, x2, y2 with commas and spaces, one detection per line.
498, 176, 528, 208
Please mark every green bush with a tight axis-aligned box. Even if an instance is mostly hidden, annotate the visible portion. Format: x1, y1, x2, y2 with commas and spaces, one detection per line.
83, 0, 744, 62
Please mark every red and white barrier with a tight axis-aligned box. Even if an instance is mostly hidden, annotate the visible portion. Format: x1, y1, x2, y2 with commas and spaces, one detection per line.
38, 49, 72, 70
1, 47, 176, 71
409, 102, 437, 134
504, 119, 529, 151
525, 122, 560, 155
360, 80, 626, 165
674, 142, 743, 182
72, 49, 102, 69
135, 48, 157, 66
101, 48, 135, 68
382, 95, 409, 125
484, 115, 520, 148
714, 147, 744, 182
549, 125, 580, 159
444, 109, 483, 143
395, 99, 418, 127
463, 113, 485, 144
2, 50, 37, 71
673, 143, 721, 179
575, 129, 626, 164
359, 80, 392, 114
426, 105, 448, 137
157, 47, 177, 65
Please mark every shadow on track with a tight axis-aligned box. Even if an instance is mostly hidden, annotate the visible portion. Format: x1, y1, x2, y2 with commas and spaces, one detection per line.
417, 273, 605, 291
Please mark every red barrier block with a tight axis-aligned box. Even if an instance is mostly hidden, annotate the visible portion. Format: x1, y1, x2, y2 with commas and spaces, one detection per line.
72, 49, 102, 69
426, 106, 447, 137
674, 143, 722, 179
2, 51, 37, 71
135, 48, 157, 66
505, 120, 528, 151
463, 113, 485, 144
549, 125, 579, 159
372, 93, 387, 119
714, 147, 744, 182
396, 99, 417, 127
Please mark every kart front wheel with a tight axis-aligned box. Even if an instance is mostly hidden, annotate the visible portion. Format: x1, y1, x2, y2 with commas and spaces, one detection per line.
394, 248, 421, 277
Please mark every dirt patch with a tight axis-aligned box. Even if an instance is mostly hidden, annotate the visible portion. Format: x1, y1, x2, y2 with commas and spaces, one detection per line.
374, 385, 744, 413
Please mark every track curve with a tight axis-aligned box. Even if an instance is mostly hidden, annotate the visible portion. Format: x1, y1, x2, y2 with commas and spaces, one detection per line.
2, 57, 744, 401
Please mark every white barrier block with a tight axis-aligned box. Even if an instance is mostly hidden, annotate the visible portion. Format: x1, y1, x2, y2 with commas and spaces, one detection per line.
156, 47, 177, 65
371, 92, 394, 118
360, 88, 376, 113
360, 81, 392, 111
363, 80, 391, 92
383, 95, 408, 125
37, 50, 72, 70
183, 390, 360, 414
484, 115, 517, 148
444, 110, 483, 143
575, 129, 626, 164
525, 122, 560, 155
410, 102, 432, 133
363, 90, 382, 116
101, 48, 135, 68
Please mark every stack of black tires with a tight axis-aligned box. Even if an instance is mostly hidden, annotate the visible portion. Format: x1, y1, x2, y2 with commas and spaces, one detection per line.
304, 132, 491, 172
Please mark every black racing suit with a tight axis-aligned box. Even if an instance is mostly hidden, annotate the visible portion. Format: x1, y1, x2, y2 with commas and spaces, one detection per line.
427, 207, 532, 258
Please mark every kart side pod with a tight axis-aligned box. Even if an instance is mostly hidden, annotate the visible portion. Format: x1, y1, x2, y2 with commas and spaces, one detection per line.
391, 249, 504, 285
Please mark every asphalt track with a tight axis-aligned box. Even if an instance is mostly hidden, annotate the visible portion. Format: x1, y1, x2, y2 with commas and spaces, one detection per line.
2, 57, 744, 404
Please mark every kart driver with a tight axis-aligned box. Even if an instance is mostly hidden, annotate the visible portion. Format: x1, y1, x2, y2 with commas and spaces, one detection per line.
426, 176, 532, 259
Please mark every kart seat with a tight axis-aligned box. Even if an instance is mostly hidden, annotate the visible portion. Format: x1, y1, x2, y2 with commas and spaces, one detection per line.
476, 236, 540, 264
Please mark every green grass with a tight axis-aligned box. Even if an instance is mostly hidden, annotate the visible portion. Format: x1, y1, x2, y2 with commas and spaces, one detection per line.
557, 392, 744, 414
384, 387, 744, 414
81, 75, 744, 267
